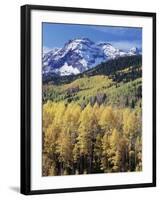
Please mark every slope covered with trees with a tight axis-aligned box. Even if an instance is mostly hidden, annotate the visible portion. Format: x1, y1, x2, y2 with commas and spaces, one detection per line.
43, 55, 142, 85
42, 55, 142, 176
42, 102, 142, 176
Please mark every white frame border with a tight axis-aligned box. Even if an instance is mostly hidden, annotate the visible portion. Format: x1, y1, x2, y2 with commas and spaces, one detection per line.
30, 9, 153, 190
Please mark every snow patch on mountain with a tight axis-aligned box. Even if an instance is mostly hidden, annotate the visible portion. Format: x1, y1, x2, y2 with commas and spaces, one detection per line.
128, 47, 140, 55
58, 62, 80, 76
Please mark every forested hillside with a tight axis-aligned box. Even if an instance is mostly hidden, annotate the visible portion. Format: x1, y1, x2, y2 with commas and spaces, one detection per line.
42, 55, 142, 176
43, 55, 142, 84
43, 55, 142, 109
43, 103, 142, 176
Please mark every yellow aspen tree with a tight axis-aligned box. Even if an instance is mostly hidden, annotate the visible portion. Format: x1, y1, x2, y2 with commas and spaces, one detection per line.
56, 127, 73, 175
99, 106, 115, 135
108, 128, 121, 172
101, 133, 110, 172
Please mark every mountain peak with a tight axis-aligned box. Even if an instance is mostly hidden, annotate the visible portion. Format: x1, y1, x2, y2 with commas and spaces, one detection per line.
129, 46, 140, 55
43, 38, 140, 76
97, 42, 112, 46
65, 37, 94, 47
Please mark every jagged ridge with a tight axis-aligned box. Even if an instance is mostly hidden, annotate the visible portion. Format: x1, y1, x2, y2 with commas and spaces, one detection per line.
43, 38, 141, 76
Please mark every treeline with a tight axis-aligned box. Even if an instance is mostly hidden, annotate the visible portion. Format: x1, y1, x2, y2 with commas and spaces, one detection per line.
42, 102, 142, 176
42, 75, 142, 110
83, 55, 142, 77
43, 55, 142, 85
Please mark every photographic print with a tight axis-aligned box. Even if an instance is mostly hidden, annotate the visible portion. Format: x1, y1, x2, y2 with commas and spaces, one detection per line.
21, 5, 156, 194
42, 23, 142, 176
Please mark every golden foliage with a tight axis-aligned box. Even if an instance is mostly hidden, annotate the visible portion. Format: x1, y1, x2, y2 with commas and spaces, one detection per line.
42, 102, 142, 176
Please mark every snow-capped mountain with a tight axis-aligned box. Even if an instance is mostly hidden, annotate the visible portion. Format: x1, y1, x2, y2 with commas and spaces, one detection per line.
43, 38, 140, 76
128, 47, 141, 55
